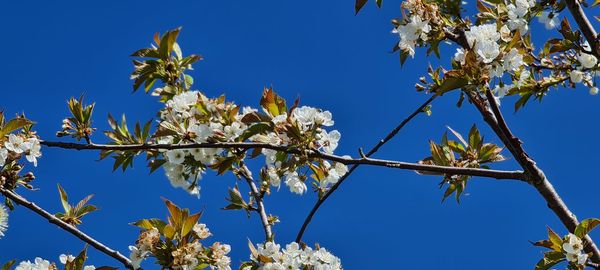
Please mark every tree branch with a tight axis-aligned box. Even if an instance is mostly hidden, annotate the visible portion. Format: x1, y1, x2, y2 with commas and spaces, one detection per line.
476, 89, 600, 265
238, 161, 273, 242
40, 140, 524, 180
564, 0, 599, 57
295, 96, 436, 242
0, 187, 134, 269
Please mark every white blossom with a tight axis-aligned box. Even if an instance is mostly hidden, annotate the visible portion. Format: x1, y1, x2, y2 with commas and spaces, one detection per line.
506, 0, 532, 34
192, 223, 212, 239
517, 70, 530, 88
454, 48, 466, 65
502, 48, 525, 72
166, 149, 186, 164
0, 148, 8, 167
251, 242, 342, 270
0, 204, 7, 239
317, 130, 341, 154
59, 254, 75, 264
15, 258, 52, 270
23, 138, 42, 167
570, 70, 584, 83
393, 15, 431, 57
284, 171, 307, 195
465, 24, 501, 63
538, 12, 558, 29
590, 86, 599, 96
129, 245, 149, 270
5, 134, 25, 154
578, 52, 598, 69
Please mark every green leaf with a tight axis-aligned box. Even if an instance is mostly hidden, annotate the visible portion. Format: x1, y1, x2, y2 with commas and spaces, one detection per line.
355, 0, 368, 14
514, 92, 532, 112
65, 246, 87, 270
468, 124, 482, 150
163, 224, 176, 239
575, 218, 600, 238
158, 28, 181, 59
237, 122, 273, 142
131, 218, 167, 232
435, 77, 469, 95
446, 126, 468, 147
57, 184, 71, 213
1, 260, 15, 270
548, 227, 563, 251
0, 118, 34, 137
375, 0, 382, 7
181, 212, 201, 237
535, 251, 565, 270
260, 87, 287, 117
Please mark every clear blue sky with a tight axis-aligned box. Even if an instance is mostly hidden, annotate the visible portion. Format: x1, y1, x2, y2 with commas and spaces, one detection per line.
0, 1, 599, 269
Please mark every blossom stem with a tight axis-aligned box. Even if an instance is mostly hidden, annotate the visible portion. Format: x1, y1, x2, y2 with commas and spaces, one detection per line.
238, 161, 273, 241
0, 187, 135, 269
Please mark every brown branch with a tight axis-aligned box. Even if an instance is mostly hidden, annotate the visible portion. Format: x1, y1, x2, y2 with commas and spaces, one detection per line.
0, 187, 134, 269
564, 0, 599, 57
238, 162, 273, 241
40, 138, 525, 180
477, 89, 600, 264
295, 96, 436, 242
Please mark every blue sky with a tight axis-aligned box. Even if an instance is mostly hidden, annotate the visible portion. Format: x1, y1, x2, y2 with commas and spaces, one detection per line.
1, 1, 599, 269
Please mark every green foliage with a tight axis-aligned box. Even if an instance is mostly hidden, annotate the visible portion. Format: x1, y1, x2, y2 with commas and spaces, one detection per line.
1, 260, 15, 270
57, 96, 96, 142
130, 28, 202, 102
419, 125, 505, 202
223, 185, 252, 217
54, 184, 97, 226
101, 114, 152, 172
0, 112, 34, 138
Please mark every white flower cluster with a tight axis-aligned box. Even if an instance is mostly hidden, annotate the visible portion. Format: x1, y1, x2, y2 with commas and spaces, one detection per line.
0, 134, 42, 167
157, 91, 245, 196
129, 224, 231, 270
15, 255, 95, 270
506, 0, 535, 34
58, 254, 95, 270
570, 42, 599, 95
15, 258, 53, 270
0, 204, 8, 239
129, 227, 160, 269
156, 90, 347, 196
392, 0, 438, 57
393, 15, 431, 57
454, 23, 532, 99
246, 242, 342, 270
464, 24, 502, 64
563, 233, 588, 266
256, 106, 346, 195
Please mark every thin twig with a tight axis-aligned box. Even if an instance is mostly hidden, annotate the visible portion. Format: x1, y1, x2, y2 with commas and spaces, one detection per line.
0, 187, 134, 269
238, 161, 273, 241
40, 140, 524, 180
295, 96, 436, 242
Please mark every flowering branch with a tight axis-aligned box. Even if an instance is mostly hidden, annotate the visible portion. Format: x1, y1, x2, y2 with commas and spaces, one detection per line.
238, 161, 274, 241
295, 95, 436, 242
0, 187, 134, 269
39, 140, 525, 180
